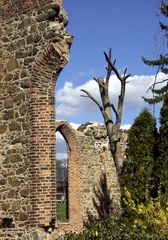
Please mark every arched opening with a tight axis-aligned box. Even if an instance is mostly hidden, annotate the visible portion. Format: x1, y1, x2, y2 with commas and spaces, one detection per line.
55, 121, 82, 232
56, 132, 69, 222
30, 42, 70, 227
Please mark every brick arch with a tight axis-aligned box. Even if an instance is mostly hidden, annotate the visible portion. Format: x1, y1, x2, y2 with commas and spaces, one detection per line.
56, 121, 82, 232
30, 42, 69, 227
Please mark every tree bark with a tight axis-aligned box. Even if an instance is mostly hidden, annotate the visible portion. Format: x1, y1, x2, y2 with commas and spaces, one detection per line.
81, 49, 130, 177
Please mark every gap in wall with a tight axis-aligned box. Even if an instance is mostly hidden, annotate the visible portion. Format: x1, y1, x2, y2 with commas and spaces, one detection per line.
56, 132, 69, 223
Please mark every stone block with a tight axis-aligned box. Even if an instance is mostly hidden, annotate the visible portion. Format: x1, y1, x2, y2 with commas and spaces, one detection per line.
7, 85, 18, 94
4, 98, 13, 109
7, 189, 17, 199
11, 200, 21, 211
0, 124, 7, 134
20, 189, 29, 198
26, 35, 34, 45
18, 211, 28, 221
4, 74, 13, 81
1, 202, 10, 211
8, 177, 21, 187
19, 105, 28, 116
16, 166, 27, 175
7, 59, 19, 72
3, 109, 14, 120
10, 154, 22, 163
24, 57, 34, 65
0, 178, 6, 186
9, 121, 21, 131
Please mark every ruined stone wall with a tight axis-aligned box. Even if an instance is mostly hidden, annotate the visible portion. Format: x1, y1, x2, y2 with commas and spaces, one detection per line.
54, 121, 127, 232
0, 0, 127, 238
77, 122, 127, 223
0, 0, 72, 239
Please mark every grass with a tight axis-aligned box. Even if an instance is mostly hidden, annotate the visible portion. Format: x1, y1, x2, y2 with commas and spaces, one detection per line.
57, 201, 67, 222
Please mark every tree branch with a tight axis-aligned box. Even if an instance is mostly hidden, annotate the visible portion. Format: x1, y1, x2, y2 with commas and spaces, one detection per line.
80, 89, 102, 111
93, 77, 105, 89
80, 48, 131, 177
104, 51, 123, 81
115, 80, 126, 131
111, 104, 118, 118
123, 68, 127, 77
147, 77, 168, 93
105, 49, 113, 87
123, 68, 131, 80
124, 74, 131, 81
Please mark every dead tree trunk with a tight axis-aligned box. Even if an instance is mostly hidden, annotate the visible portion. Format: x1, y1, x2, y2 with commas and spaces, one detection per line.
81, 49, 131, 176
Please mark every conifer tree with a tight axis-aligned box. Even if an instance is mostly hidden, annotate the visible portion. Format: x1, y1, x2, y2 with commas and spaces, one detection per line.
122, 109, 157, 204
154, 94, 168, 196
142, 1, 168, 104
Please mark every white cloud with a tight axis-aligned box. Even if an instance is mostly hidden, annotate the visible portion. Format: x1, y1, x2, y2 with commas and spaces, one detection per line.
121, 124, 131, 130
56, 152, 67, 160
55, 80, 100, 117
69, 122, 80, 129
56, 131, 64, 142
56, 132, 67, 160
55, 73, 166, 118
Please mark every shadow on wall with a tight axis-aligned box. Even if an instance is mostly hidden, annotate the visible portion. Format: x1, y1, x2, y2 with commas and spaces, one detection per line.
84, 172, 120, 228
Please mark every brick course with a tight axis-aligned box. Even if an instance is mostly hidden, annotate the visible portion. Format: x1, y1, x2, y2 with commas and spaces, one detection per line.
0, 0, 62, 21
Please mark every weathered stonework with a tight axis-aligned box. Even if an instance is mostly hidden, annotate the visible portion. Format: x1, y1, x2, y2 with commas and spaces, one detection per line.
0, 0, 72, 238
78, 122, 127, 222
0, 0, 127, 239
55, 121, 127, 235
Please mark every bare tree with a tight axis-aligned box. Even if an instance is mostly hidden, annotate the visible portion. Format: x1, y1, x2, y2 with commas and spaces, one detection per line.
81, 49, 131, 175
56, 160, 67, 202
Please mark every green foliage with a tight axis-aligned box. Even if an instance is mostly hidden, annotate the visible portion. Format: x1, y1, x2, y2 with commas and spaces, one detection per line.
64, 218, 167, 240
142, 1, 168, 104
154, 94, 168, 195
161, 0, 168, 17
123, 188, 168, 236
64, 103, 168, 240
121, 109, 157, 204
142, 56, 168, 67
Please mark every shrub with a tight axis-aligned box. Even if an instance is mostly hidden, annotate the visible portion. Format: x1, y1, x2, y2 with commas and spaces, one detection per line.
123, 188, 168, 237
64, 218, 167, 240
122, 109, 157, 204
155, 94, 168, 196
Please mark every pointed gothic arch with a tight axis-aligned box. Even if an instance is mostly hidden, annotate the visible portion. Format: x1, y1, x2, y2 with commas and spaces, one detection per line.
30, 42, 69, 227
56, 121, 82, 232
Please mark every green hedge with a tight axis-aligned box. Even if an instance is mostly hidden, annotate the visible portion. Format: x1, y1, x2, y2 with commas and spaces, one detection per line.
64, 218, 167, 240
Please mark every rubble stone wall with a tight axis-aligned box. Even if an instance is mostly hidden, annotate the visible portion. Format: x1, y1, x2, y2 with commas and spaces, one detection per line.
0, 0, 72, 238
54, 121, 127, 235
0, 0, 127, 239
77, 122, 127, 223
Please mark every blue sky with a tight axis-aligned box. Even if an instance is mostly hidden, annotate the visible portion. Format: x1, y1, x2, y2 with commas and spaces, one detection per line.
62, 0, 159, 77
55, 0, 166, 158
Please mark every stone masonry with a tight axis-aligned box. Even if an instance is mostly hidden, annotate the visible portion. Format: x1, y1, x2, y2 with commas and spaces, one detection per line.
55, 121, 127, 236
0, 0, 72, 239
78, 122, 127, 222
0, 0, 127, 239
